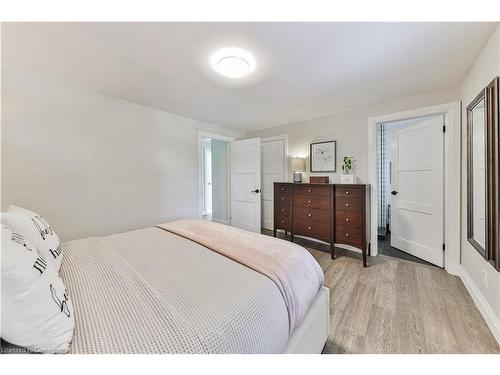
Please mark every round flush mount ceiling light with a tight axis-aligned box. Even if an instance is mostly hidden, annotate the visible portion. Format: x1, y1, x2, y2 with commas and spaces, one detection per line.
211, 47, 255, 78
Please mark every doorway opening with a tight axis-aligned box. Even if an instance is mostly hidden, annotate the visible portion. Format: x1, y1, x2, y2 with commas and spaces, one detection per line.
376, 115, 445, 267
198, 132, 234, 224
201, 138, 213, 220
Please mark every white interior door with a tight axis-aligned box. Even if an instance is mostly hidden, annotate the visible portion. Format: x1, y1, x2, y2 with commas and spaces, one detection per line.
390, 115, 444, 266
230, 138, 261, 232
261, 138, 285, 230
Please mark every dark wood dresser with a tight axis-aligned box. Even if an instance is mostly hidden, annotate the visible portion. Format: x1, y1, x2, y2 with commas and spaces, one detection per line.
274, 182, 370, 267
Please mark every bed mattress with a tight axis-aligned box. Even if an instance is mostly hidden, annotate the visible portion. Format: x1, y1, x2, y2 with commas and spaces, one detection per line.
60, 226, 317, 353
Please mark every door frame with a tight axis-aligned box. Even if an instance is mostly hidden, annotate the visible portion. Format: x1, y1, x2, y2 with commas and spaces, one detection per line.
197, 131, 235, 221
261, 134, 289, 230
368, 102, 461, 275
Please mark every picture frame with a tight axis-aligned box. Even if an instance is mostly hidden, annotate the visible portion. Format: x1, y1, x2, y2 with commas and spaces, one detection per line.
310, 140, 337, 173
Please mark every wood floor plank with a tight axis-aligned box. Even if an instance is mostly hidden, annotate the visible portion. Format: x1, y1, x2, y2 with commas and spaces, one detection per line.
261, 230, 500, 354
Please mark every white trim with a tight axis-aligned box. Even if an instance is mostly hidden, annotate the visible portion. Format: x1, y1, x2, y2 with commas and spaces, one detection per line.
459, 266, 500, 346
368, 102, 461, 275
197, 131, 235, 220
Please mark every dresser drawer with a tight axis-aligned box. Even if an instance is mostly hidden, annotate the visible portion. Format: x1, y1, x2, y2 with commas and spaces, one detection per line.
276, 193, 291, 205
275, 183, 291, 194
335, 225, 362, 247
293, 218, 331, 240
294, 207, 330, 224
335, 186, 362, 198
275, 206, 291, 217
293, 194, 331, 210
335, 196, 361, 213
335, 212, 362, 228
293, 184, 330, 197
276, 216, 291, 230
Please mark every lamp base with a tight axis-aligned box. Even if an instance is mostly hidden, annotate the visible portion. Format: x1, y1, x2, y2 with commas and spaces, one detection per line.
293, 171, 303, 183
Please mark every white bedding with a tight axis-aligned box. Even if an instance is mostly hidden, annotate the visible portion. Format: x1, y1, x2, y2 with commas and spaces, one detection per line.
157, 219, 324, 332
60, 226, 326, 353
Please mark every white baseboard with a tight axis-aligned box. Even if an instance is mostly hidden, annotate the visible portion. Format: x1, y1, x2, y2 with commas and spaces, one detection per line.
459, 266, 500, 346
211, 218, 229, 225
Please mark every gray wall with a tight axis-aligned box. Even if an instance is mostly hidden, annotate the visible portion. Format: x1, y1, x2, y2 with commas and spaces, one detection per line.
1, 67, 244, 240
248, 86, 460, 184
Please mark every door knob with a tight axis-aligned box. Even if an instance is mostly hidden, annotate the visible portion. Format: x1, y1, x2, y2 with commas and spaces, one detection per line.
391, 190, 398, 195
252, 189, 260, 193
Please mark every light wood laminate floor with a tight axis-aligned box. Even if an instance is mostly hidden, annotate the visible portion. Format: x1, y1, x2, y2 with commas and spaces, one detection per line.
265, 230, 500, 354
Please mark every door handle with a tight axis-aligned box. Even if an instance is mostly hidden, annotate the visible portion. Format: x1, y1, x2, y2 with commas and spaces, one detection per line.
252, 189, 260, 193
391, 190, 398, 195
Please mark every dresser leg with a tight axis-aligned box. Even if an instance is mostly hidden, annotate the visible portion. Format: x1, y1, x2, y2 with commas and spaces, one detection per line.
290, 233, 294, 242
331, 243, 335, 259
273, 229, 277, 237
363, 244, 368, 267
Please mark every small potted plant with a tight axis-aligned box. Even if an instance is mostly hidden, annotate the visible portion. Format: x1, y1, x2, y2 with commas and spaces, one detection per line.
340, 156, 355, 184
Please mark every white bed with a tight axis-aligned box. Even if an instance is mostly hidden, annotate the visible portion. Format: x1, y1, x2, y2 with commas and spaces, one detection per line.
59, 224, 329, 354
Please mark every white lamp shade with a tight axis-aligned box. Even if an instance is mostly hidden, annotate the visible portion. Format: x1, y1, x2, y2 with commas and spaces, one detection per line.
290, 157, 306, 172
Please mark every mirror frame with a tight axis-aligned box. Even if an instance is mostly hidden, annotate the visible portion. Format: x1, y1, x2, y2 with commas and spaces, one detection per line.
467, 76, 500, 272
485, 77, 499, 271
467, 88, 487, 258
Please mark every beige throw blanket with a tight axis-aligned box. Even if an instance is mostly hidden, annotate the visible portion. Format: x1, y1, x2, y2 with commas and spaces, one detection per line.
157, 219, 324, 332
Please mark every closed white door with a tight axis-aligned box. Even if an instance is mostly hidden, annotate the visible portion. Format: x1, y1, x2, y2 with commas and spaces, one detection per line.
390, 115, 444, 266
261, 138, 285, 230
230, 138, 261, 232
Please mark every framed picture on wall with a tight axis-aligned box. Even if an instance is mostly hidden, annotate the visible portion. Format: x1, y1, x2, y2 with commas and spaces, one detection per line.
310, 140, 336, 173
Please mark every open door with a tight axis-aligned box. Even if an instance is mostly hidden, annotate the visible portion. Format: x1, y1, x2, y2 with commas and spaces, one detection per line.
390, 115, 444, 266
230, 138, 261, 232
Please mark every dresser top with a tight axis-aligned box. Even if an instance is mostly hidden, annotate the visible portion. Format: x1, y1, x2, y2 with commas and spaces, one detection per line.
274, 182, 368, 187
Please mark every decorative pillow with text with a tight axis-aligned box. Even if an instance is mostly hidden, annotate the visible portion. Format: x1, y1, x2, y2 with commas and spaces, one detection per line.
1, 206, 62, 272
0, 225, 74, 353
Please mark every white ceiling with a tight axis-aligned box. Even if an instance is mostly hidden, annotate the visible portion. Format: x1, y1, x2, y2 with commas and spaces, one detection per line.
2, 22, 497, 131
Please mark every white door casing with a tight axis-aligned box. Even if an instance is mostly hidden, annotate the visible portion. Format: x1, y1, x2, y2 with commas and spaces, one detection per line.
390, 115, 444, 267
230, 138, 261, 232
261, 137, 286, 230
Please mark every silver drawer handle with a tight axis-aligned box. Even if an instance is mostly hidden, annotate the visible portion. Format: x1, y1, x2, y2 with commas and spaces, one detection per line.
346, 218, 349, 222
281, 197, 285, 201
345, 203, 349, 207
345, 233, 349, 237
345, 191, 349, 195
308, 213, 312, 217
308, 200, 312, 204
281, 188, 285, 192
307, 189, 311, 193
281, 209, 285, 212
281, 221, 285, 224
308, 226, 312, 230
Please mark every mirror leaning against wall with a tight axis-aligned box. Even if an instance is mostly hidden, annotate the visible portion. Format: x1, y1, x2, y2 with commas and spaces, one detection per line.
467, 76, 500, 271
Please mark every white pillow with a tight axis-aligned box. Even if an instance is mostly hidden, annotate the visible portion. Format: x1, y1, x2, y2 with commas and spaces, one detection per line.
0, 225, 75, 353
1, 205, 62, 272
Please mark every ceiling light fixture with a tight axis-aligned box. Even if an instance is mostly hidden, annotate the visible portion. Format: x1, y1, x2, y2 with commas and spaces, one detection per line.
211, 47, 255, 78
